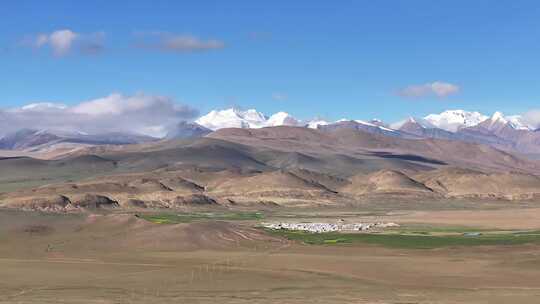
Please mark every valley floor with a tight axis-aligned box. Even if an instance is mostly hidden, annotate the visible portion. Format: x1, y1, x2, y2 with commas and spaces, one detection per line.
2, 205, 540, 303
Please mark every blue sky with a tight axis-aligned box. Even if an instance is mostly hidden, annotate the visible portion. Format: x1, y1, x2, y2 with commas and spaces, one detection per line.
1, 0, 540, 122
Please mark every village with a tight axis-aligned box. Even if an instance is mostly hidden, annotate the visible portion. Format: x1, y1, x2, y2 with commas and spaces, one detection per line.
261, 221, 400, 233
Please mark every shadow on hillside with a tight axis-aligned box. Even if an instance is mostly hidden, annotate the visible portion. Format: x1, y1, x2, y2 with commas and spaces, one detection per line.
370, 152, 447, 165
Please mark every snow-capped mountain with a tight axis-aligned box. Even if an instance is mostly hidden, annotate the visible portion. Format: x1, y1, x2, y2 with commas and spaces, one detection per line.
477, 112, 531, 131
397, 117, 481, 142
391, 117, 436, 130
4, 106, 540, 154
395, 117, 431, 130
368, 119, 388, 128
354, 120, 396, 132
422, 110, 532, 133
266, 112, 300, 127
195, 108, 269, 130
424, 110, 488, 132
195, 108, 396, 135
397, 110, 531, 133
195, 108, 303, 130
193, 107, 540, 153
390, 110, 540, 154
195, 108, 536, 134
506, 115, 531, 130
306, 119, 330, 129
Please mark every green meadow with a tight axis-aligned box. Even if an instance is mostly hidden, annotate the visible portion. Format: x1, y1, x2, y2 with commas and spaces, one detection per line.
266, 228, 540, 249
139, 212, 265, 224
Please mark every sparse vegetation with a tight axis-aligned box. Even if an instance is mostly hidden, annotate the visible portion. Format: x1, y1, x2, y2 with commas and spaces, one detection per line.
139, 212, 264, 224
3, 209, 540, 303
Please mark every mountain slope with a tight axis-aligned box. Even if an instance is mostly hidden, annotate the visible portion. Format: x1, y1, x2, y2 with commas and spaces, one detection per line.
3, 124, 540, 209
166, 121, 212, 139
0, 129, 157, 152
210, 126, 540, 174
318, 120, 404, 138
414, 167, 540, 199
458, 112, 540, 153
340, 170, 434, 196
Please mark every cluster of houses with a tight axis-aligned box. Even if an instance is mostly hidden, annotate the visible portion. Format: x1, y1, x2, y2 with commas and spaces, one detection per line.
262, 221, 400, 233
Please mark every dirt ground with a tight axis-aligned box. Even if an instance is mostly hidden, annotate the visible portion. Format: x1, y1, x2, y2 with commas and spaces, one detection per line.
1, 208, 540, 304
381, 207, 540, 230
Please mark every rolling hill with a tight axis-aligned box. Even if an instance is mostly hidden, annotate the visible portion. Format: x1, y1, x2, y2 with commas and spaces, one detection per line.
2, 125, 540, 211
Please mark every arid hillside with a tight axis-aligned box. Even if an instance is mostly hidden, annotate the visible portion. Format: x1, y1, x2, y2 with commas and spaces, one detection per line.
2, 126, 540, 211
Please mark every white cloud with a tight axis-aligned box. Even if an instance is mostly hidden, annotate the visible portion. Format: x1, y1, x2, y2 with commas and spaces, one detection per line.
521, 110, 540, 130
48, 29, 79, 56
25, 29, 104, 56
135, 32, 225, 53
0, 93, 198, 137
398, 81, 460, 98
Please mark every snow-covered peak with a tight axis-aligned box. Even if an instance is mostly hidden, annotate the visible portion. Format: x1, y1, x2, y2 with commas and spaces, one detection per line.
424, 110, 488, 132
506, 115, 531, 130
389, 118, 411, 130
196, 107, 536, 134
490, 111, 507, 124
484, 112, 532, 131
369, 119, 386, 127
307, 119, 330, 129
196, 108, 304, 130
266, 112, 300, 127
391, 117, 434, 130
241, 109, 268, 124
418, 110, 532, 132
353, 120, 395, 132
406, 117, 417, 124
195, 108, 268, 130
354, 119, 373, 126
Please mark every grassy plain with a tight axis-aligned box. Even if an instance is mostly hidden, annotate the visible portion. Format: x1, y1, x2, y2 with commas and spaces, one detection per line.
2, 206, 540, 303
266, 228, 540, 249
139, 211, 264, 224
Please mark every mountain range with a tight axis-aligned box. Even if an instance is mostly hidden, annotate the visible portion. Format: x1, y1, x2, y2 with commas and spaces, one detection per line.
3, 107, 540, 210
395, 111, 540, 154
192, 108, 540, 155
4, 123, 540, 212
2, 107, 540, 156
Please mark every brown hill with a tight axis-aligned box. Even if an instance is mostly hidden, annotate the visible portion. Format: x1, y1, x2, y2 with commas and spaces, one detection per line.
210, 126, 540, 174
414, 168, 540, 200
3, 125, 540, 210
208, 170, 339, 206
341, 170, 434, 197
287, 168, 351, 192
0, 170, 212, 211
